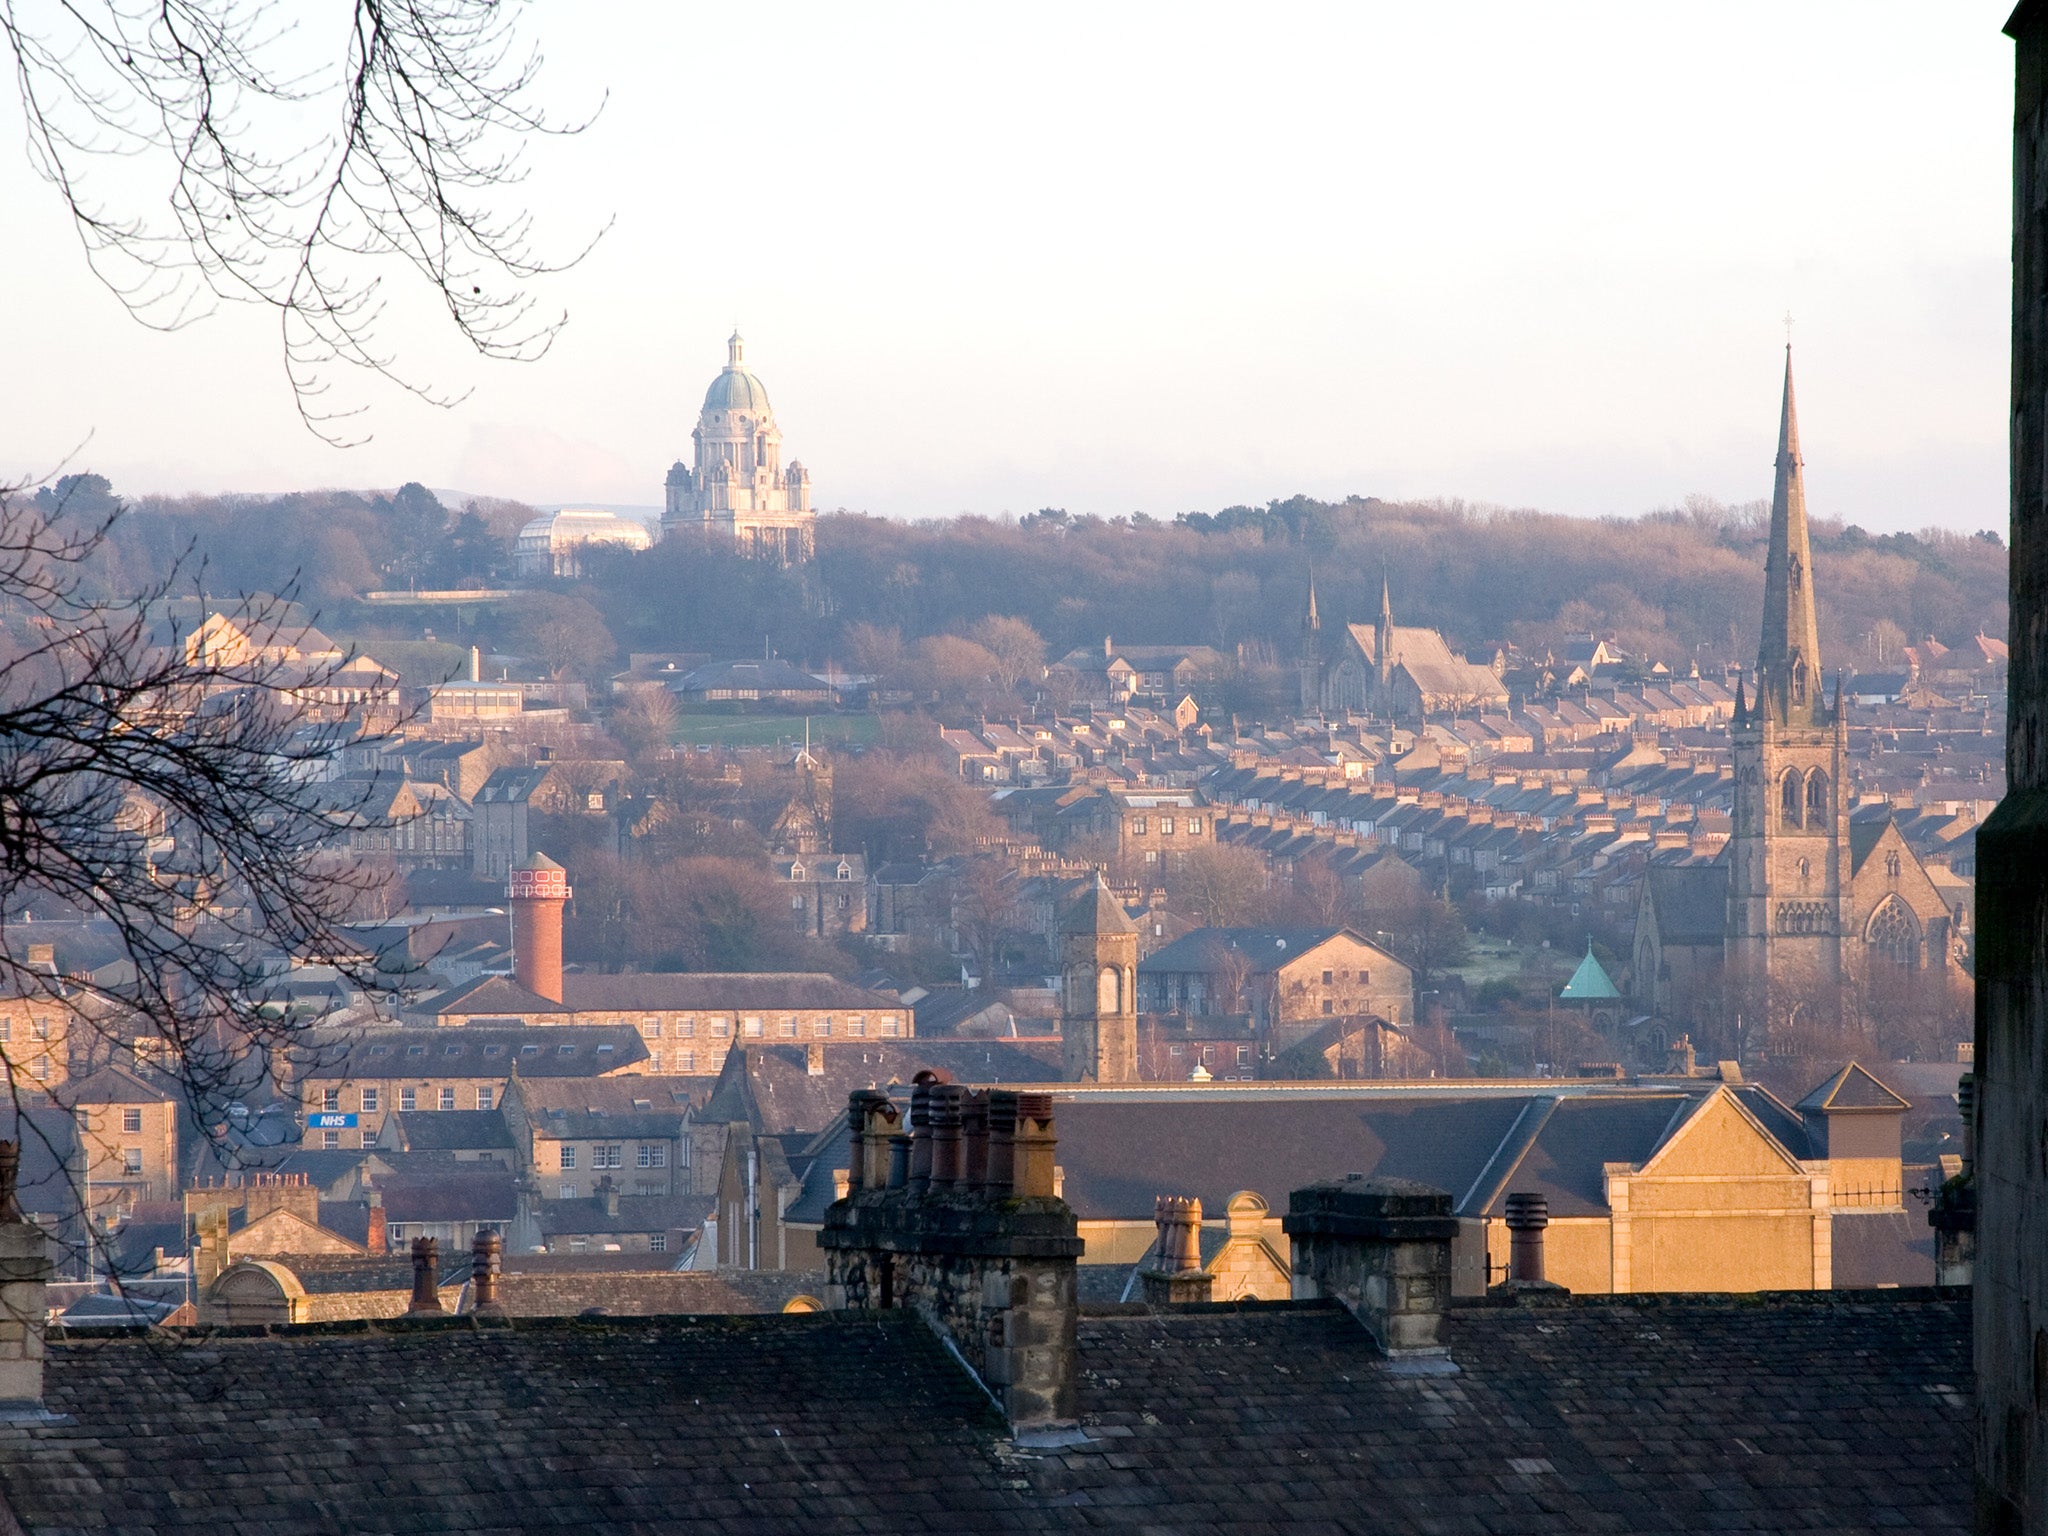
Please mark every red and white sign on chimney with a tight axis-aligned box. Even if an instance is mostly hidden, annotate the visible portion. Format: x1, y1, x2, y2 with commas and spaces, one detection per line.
507, 853, 572, 1003
507, 863, 570, 902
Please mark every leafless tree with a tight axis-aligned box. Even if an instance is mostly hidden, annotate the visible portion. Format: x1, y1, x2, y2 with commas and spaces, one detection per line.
0, 484, 407, 1276
1, 0, 600, 440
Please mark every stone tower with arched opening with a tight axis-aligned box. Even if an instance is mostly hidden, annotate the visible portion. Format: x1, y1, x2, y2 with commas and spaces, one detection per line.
1059, 875, 1138, 1083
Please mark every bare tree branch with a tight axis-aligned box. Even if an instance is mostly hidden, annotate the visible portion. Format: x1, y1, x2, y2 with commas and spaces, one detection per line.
0, 0, 602, 442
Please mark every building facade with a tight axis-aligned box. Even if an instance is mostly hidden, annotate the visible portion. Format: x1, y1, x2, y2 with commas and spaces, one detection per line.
661, 332, 814, 563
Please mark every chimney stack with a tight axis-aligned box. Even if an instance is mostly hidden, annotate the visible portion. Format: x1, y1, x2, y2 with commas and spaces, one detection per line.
365, 1190, 386, 1255
1502, 1192, 1555, 1287
1140, 1196, 1212, 1306
806, 1040, 826, 1077
0, 1143, 52, 1411
507, 854, 571, 1003
407, 1237, 445, 1316
1284, 1175, 1456, 1361
822, 1078, 1082, 1432
469, 1231, 506, 1318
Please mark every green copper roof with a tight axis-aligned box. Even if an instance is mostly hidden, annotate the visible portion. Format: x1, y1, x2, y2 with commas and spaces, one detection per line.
703, 367, 771, 414
1558, 944, 1621, 1001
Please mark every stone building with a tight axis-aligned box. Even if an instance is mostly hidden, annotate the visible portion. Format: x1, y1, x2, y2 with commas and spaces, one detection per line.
1137, 926, 1413, 1038
1630, 354, 1967, 1042
1314, 570, 1510, 719
661, 332, 814, 563
1060, 876, 1139, 1083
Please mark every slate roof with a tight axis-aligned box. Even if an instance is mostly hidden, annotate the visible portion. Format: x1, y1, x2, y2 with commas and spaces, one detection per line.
559, 972, 903, 1013
379, 1110, 515, 1152
1642, 862, 1728, 946
0, 1292, 1969, 1532
1138, 926, 1377, 977
695, 1040, 1063, 1136
476, 1265, 825, 1317
295, 1025, 649, 1078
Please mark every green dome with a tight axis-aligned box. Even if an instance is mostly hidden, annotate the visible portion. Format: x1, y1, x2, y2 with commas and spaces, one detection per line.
703, 367, 771, 414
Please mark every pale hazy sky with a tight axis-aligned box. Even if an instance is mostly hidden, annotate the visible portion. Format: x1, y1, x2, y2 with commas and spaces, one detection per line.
0, 4, 2020, 531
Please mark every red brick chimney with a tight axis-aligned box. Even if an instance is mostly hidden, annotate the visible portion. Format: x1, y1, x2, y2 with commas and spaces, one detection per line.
507, 853, 571, 1003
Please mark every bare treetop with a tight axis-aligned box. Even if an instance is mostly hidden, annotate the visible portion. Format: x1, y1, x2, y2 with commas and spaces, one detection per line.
0, 0, 601, 440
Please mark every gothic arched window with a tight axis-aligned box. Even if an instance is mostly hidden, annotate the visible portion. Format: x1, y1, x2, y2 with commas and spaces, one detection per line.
1885, 850, 1902, 880
1781, 770, 1803, 828
1867, 897, 1921, 970
1791, 660, 1807, 705
1806, 770, 1829, 821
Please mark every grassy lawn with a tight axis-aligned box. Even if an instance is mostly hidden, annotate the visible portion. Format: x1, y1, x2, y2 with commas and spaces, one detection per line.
672, 712, 881, 748
1448, 935, 1553, 988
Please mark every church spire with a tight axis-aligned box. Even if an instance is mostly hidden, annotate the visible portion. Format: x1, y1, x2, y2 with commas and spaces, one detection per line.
1304, 569, 1320, 631
1376, 561, 1395, 689
1759, 347, 1823, 725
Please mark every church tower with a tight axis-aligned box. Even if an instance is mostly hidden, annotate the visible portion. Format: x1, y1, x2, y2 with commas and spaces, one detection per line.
1298, 571, 1324, 714
1725, 347, 1851, 1036
1060, 876, 1138, 1083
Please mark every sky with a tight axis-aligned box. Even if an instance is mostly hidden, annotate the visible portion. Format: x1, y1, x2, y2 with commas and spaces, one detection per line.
0, 3, 2020, 532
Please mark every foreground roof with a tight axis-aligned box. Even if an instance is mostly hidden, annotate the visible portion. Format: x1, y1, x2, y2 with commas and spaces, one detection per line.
0, 1291, 1969, 1533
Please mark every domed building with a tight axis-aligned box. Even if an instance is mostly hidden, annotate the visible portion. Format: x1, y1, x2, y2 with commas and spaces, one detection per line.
513, 508, 654, 579
661, 331, 814, 563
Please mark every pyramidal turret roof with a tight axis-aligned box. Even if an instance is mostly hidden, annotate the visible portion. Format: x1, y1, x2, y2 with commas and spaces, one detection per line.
1558, 943, 1621, 1001
1062, 874, 1137, 936
1795, 1061, 1911, 1113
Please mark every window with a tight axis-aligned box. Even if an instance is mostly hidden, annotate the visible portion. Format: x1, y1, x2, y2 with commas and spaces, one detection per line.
520, 1044, 540, 1058
1143, 850, 1159, 864
1160, 817, 1174, 836
322, 1089, 340, 1112
322, 1131, 340, 1150
816, 1017, 831, 1037
742, 1017, 763, 1038
1188, 816, 1202, 835
558, 1184, 577, 1199
122, 1147, 144, 1173
439, 1088, 456, 1111
597, 1044, 615, 1056
361, 1087, 380, 1113
400, 1088, 417, 1112
0, 1020, 12, 1043
641, 1020, 661, 1038
444, 1044, 461, 1057
30, 1057, 47, 1081
637, 1142, 669, 1169
558, 1044, 575, 1057
594, 1144, 623, 1169
880, 1017, 901, 1038
569, 1236, 589, 1254
560, 1145, 577, 1170
678, 1138, 692, 1168
1322, 970, 1334, 986
1201, 1045, 1214, 1062
792, 895, 806, 911
1360, 969, 1371, 985
1130, 816, 1147, 835
647, 1049, 662, 1071
31, 1017, 48, 1042
1170, 1043, 1183, 1057
1781, 771, 1803, 828
1238, 1046, 1252, 1065
836, 892, 850, 910
476, 1087, 494, 1111
649, 1233, 667, 1253
406, 1044, 426, 1057
780, 1016, 797, 1038
1806, 770, 1829, 822
122, 1108, 143, 1134
387, 1224, 409, 1245
679, 1050, 695, 1072
672, 1016, 691, 1037
846, 1017, 864, 1038
1322, 1000, 1334, 1015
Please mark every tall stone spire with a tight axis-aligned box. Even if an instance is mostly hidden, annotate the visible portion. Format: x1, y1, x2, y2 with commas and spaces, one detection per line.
1376, 561, 1395, 690
1758, 347, 1823, 725
1304, 569, 1321, 632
